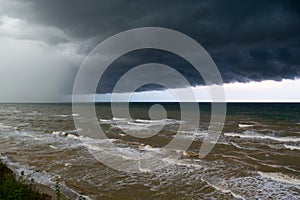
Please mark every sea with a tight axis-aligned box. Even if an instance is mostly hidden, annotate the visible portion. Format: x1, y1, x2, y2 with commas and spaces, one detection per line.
0, 103, 299, 199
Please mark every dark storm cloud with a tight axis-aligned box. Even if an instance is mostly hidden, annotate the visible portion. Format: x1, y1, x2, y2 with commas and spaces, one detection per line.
3, 0, 300, 92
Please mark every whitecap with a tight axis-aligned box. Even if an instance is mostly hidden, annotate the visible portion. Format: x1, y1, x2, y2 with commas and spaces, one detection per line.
230, 142, 253, 150
112, 117, 128, 121
127, 121, 150, 126
0, 123, 13, 130
135, 119, 163, 123
139, 145, 165, 154
132, 118, 182, 125
52, 131, 67, 136
284, 144, 300, 151
66, 133, 79, 139
111, 124, 150, 131
238, 124, 254, 128
225, 132, 300, 142
99, 118, 183, 128
171, 159, 203, 168
258, 171, 300, 185
99, 119, 111, 122
64, 163, 71, 167
49, 145, 58, 149
202, 178, 246, 200
176, 130, 208, 140
26, 111, 40, 116
53, 114, 70, 117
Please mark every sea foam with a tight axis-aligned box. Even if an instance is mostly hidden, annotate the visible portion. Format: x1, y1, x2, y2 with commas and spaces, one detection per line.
225, 132, 300, 142
258, 171, 300, 185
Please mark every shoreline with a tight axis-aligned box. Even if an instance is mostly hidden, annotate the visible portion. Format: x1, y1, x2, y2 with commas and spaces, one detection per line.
0, 158, 64, 200
0, 154, 91, 200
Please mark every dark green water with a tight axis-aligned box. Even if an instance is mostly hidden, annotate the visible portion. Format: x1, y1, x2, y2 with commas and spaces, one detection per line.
0, 103, 299, 199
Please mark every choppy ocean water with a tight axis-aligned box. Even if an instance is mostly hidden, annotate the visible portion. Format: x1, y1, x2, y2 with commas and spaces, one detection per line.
0, 103, 299, 199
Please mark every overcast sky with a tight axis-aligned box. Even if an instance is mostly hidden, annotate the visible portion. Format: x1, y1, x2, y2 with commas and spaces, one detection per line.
0, 0, 299, 102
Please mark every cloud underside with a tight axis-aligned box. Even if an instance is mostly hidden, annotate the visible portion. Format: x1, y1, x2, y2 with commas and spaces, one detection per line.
0, 0, 300, 99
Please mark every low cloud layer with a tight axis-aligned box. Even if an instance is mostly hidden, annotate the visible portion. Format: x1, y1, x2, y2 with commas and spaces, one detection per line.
0, 0, 299, 101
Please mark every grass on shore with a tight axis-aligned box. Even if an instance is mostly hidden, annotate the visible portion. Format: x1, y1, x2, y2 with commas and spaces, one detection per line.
0, 162, 51, 200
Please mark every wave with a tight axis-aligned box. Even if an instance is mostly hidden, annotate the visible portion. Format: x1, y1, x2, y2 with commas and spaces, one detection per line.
49, 145, 58, 149
82, 138, 204, 171
52, 131, 68, 137
112, 117, 127, 121
0, 130, 85, 151
100, 118, 183, 133
284, 144, 300, 151
232, 141, 300, 151
0, 156, 91, 199
172, 159, 203, 168
0, 155, 56, 185
176, 130, 208, 140
99, 119, 112, 123
100, 118, 183, 125
127, 121, 151, 126
111, 124, 151, 131
52, 114, 70, 118
202, 178, 245, 200
84, 141, 164, 159
238, 124, 254, 128
224, 132, 300, 142
139, 145, 165, 154
258, 171, 300, 185
1, 130, 117, 152
25, 111, 41, 116
230, 142, 258, 150
0, 123, 14, 130
136, 118, 183, 124
5, 131, 83, 150
51, 130, 79, 137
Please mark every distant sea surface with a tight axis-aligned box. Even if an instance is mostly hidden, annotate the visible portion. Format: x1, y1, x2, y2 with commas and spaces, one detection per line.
0, 103, 299, 199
